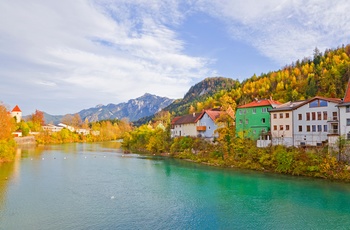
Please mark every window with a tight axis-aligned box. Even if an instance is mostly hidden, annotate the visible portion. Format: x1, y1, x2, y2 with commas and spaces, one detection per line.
306, 112, 310, 121
280, 125, 284, 130
310, 99, 328, 108
286, 125, 290, 130
319, 100, 327, 107
309, 100, 318, 108
286, 113, 289, 118
333, 112, 338, 120
298, 114, 302, 120
323, 111, 328, 120
347, 106, 350, 113
273, 114, 277, 119
262, 118, 266, 123
262, 108, 267, 113
253, 130, 256, 134
317, 125, 322, 132
252, 108, 256, 114
243, 110, 247, 114
274, 125, 277, 131
298, 126, 302, 132
312, 125, 316, 132
245, 119, 249, 124
239, 119, 242, 125
239, 110, 242, 115
324, 125, 328, 132
279, 113, 283, 119
317, 112, 321, 120
347, 119, 350, 126
347, 132, 350, 140
307, 125, 311, 132
312, 112, 316, 120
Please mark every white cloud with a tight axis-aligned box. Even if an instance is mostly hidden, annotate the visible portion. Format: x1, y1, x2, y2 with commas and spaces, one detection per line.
197, 0, 350, 64
0, 0, 213, 114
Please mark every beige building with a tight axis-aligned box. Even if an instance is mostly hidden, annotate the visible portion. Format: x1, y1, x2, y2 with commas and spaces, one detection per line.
269, 101, 304, 146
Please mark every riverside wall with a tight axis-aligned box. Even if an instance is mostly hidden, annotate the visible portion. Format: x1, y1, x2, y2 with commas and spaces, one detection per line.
14, 136, 36, 145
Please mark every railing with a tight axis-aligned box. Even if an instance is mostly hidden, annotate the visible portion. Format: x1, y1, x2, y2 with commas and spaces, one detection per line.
328, 129, 339, 135
327, 117, 339, 121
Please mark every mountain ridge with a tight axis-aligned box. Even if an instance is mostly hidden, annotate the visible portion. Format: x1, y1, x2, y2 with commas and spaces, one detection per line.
41, 93, 174, 124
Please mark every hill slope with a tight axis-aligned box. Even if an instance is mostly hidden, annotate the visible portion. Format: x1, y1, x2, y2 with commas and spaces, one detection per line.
164, 77, 239, 115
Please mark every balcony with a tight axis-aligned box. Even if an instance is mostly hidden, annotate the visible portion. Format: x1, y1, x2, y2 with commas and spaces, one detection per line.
328, 129, 339, 135
197, 126, 206, 131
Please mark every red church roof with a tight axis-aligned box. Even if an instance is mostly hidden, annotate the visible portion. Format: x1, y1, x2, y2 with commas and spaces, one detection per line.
11, 105, 21, 112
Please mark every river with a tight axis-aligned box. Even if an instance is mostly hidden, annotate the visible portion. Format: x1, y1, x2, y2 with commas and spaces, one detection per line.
0, 142, 350, 229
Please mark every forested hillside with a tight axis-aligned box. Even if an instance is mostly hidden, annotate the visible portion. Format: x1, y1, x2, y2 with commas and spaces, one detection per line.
189, 45, 350, 113
163, 77, 239, 115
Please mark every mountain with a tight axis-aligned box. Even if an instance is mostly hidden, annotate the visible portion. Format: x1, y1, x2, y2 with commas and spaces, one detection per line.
78, 93, 174, 122
41, 93, 173, 124
163, 77, 239, 115
133, 77, 239, 126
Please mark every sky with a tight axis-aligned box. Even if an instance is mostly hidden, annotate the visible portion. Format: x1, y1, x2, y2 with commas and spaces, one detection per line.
1, 0, 350, 115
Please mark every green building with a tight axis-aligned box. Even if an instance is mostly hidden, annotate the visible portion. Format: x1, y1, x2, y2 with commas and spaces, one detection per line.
235, 99, 281, 140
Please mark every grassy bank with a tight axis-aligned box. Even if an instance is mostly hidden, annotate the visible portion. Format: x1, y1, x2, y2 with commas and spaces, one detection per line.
123, 132, 350, 182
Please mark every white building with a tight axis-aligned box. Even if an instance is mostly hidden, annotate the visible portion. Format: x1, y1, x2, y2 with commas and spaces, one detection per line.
42, 124, 63, 132
11, 105, 22, 123
292, 97, 341, 147
171, 110, 225, 139
337, 80, 350, 141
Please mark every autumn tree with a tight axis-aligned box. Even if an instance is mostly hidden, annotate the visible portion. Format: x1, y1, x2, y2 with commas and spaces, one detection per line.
0, 105, 16, 162
72, 114, 82, 128
61, 114, 74, 126
31, 110, 45, 126
0, 105, 15, 140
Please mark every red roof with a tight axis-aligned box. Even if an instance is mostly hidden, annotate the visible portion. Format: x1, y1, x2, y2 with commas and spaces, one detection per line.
238, 99, 282, 108
172, 113, 203, 125
171, 109, 225, 125
204, 110, 224, 121
344, 79, 350, 103
11, 105, 21, 112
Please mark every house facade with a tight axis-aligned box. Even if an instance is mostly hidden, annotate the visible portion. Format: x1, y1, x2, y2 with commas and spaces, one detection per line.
236, 99, 282, 140
292, 97, 341, 147
269, 101, 304, 147
171, 110, 224, 139
336, 80, 350, 145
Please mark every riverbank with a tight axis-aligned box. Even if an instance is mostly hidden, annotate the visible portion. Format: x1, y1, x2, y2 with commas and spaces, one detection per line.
125, 136, 350, 183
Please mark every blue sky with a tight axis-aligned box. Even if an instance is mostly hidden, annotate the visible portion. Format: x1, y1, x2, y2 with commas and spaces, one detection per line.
1, 0, 350, 115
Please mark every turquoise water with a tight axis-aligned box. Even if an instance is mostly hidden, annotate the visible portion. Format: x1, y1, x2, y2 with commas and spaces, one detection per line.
1, 142, 350, 229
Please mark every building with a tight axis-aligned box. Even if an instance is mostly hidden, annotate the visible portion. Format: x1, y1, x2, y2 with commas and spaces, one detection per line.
236, 99, 282, 140
11, 105, 22, 123
171, 109, 225, 139
292, 97, 341, 147
337, 80, 350, 141
268, 101, 305, 147
42, 124, 63, 133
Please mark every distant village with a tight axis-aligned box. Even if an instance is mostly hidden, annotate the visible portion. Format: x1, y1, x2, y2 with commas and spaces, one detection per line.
9, 106, 99, 137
